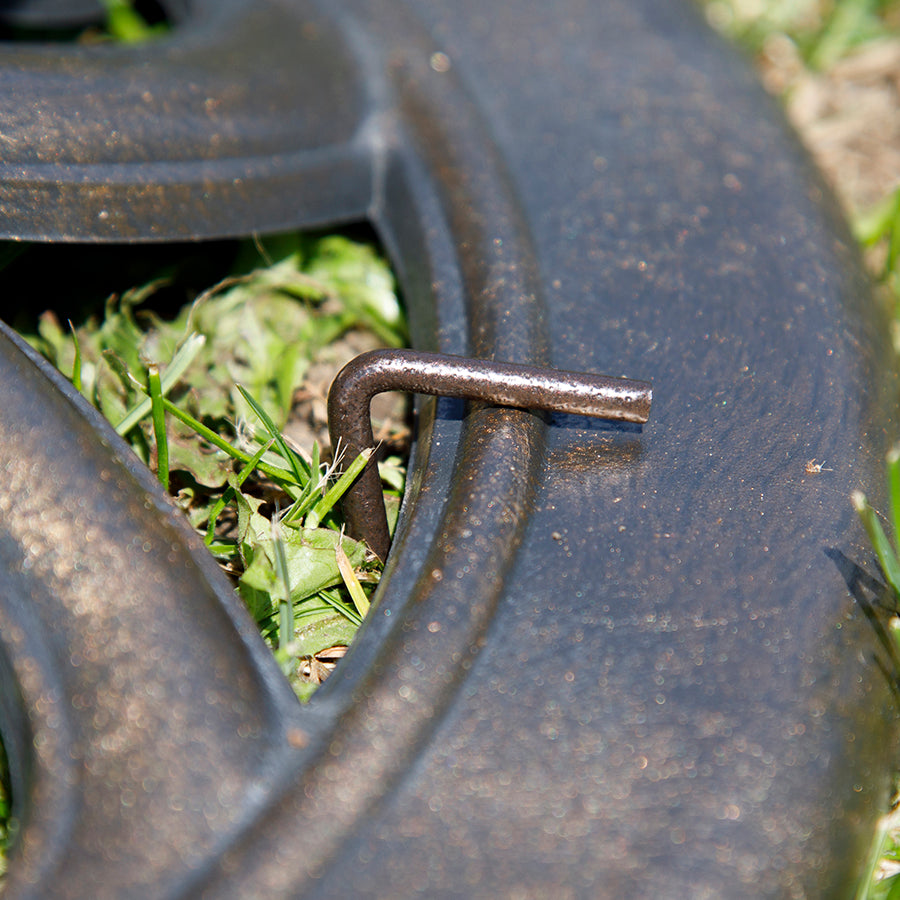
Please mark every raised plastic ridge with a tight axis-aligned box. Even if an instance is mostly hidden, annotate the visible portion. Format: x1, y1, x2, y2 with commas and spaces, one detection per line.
0, 0, 896, 896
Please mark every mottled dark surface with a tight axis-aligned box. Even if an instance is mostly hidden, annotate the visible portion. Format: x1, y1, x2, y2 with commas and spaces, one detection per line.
0, 0, 896, 897
0, 0, 371, 239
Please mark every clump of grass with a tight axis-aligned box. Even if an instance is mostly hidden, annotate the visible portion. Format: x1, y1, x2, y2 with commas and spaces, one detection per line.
0, 742, 10, 885
703, 0, 896, 70
851, 457, 900, 900
855, 186, 900, 301
701, 0, 900, 303
13, 230, 407, 700
857, 804, 900, 899
97, 0, 168, 44
853, 446, 900, 600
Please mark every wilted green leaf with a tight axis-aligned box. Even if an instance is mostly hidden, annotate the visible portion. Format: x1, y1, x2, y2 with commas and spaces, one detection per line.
303, 235, 406, 347
238, 521, 367, 609
292, 611, 358, 659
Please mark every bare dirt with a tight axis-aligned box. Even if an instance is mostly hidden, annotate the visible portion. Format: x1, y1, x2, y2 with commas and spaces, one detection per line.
283, 328, 409, 459
758, 33, 900, 217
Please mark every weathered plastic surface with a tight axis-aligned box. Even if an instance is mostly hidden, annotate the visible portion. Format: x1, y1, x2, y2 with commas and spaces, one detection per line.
0, 1, 896, 897
0, 0, 104, 28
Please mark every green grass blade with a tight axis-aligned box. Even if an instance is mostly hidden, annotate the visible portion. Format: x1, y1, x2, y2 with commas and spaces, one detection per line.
336, 541, 370, 618
855, 812, 891, 900
315, 589, 363, 627
99, 0, 161, 42
69, 320, 83, 393
888, 202, 900, 282
307, 449, 372, 529
157, 397, 297, 484
147, 364, 169, 492
283, 481, 321, 526
271, 523, 293, 657
204, 439, 274, 545
853, 490, 900, 595
281, 440, 323, 524
885, 873, 900, 900
855, 187, 900, 246
887, 445, 900, 553
114, 333, 206, 435
236, 384, 310, 486
206, 542, 237, 556
808, 0, 878, 70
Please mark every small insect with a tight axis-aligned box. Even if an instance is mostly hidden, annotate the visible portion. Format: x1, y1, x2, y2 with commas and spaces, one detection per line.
297, 645, 348, 684
805, 459, 833, 474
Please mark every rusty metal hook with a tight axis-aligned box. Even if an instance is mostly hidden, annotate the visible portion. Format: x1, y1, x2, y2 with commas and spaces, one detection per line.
327, 349, 652, 560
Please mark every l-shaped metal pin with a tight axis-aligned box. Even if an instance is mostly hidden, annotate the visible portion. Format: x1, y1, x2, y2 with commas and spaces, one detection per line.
327, 349, 652, 560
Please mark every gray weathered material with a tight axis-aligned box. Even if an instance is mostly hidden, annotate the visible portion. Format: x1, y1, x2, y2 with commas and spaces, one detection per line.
0, 0, 896, 897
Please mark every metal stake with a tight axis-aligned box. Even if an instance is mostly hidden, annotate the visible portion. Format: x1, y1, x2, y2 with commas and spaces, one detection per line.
327, 349, 652, 560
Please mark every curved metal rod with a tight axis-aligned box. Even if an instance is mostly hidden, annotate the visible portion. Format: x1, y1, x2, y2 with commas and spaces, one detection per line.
327, 349, 652, 559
